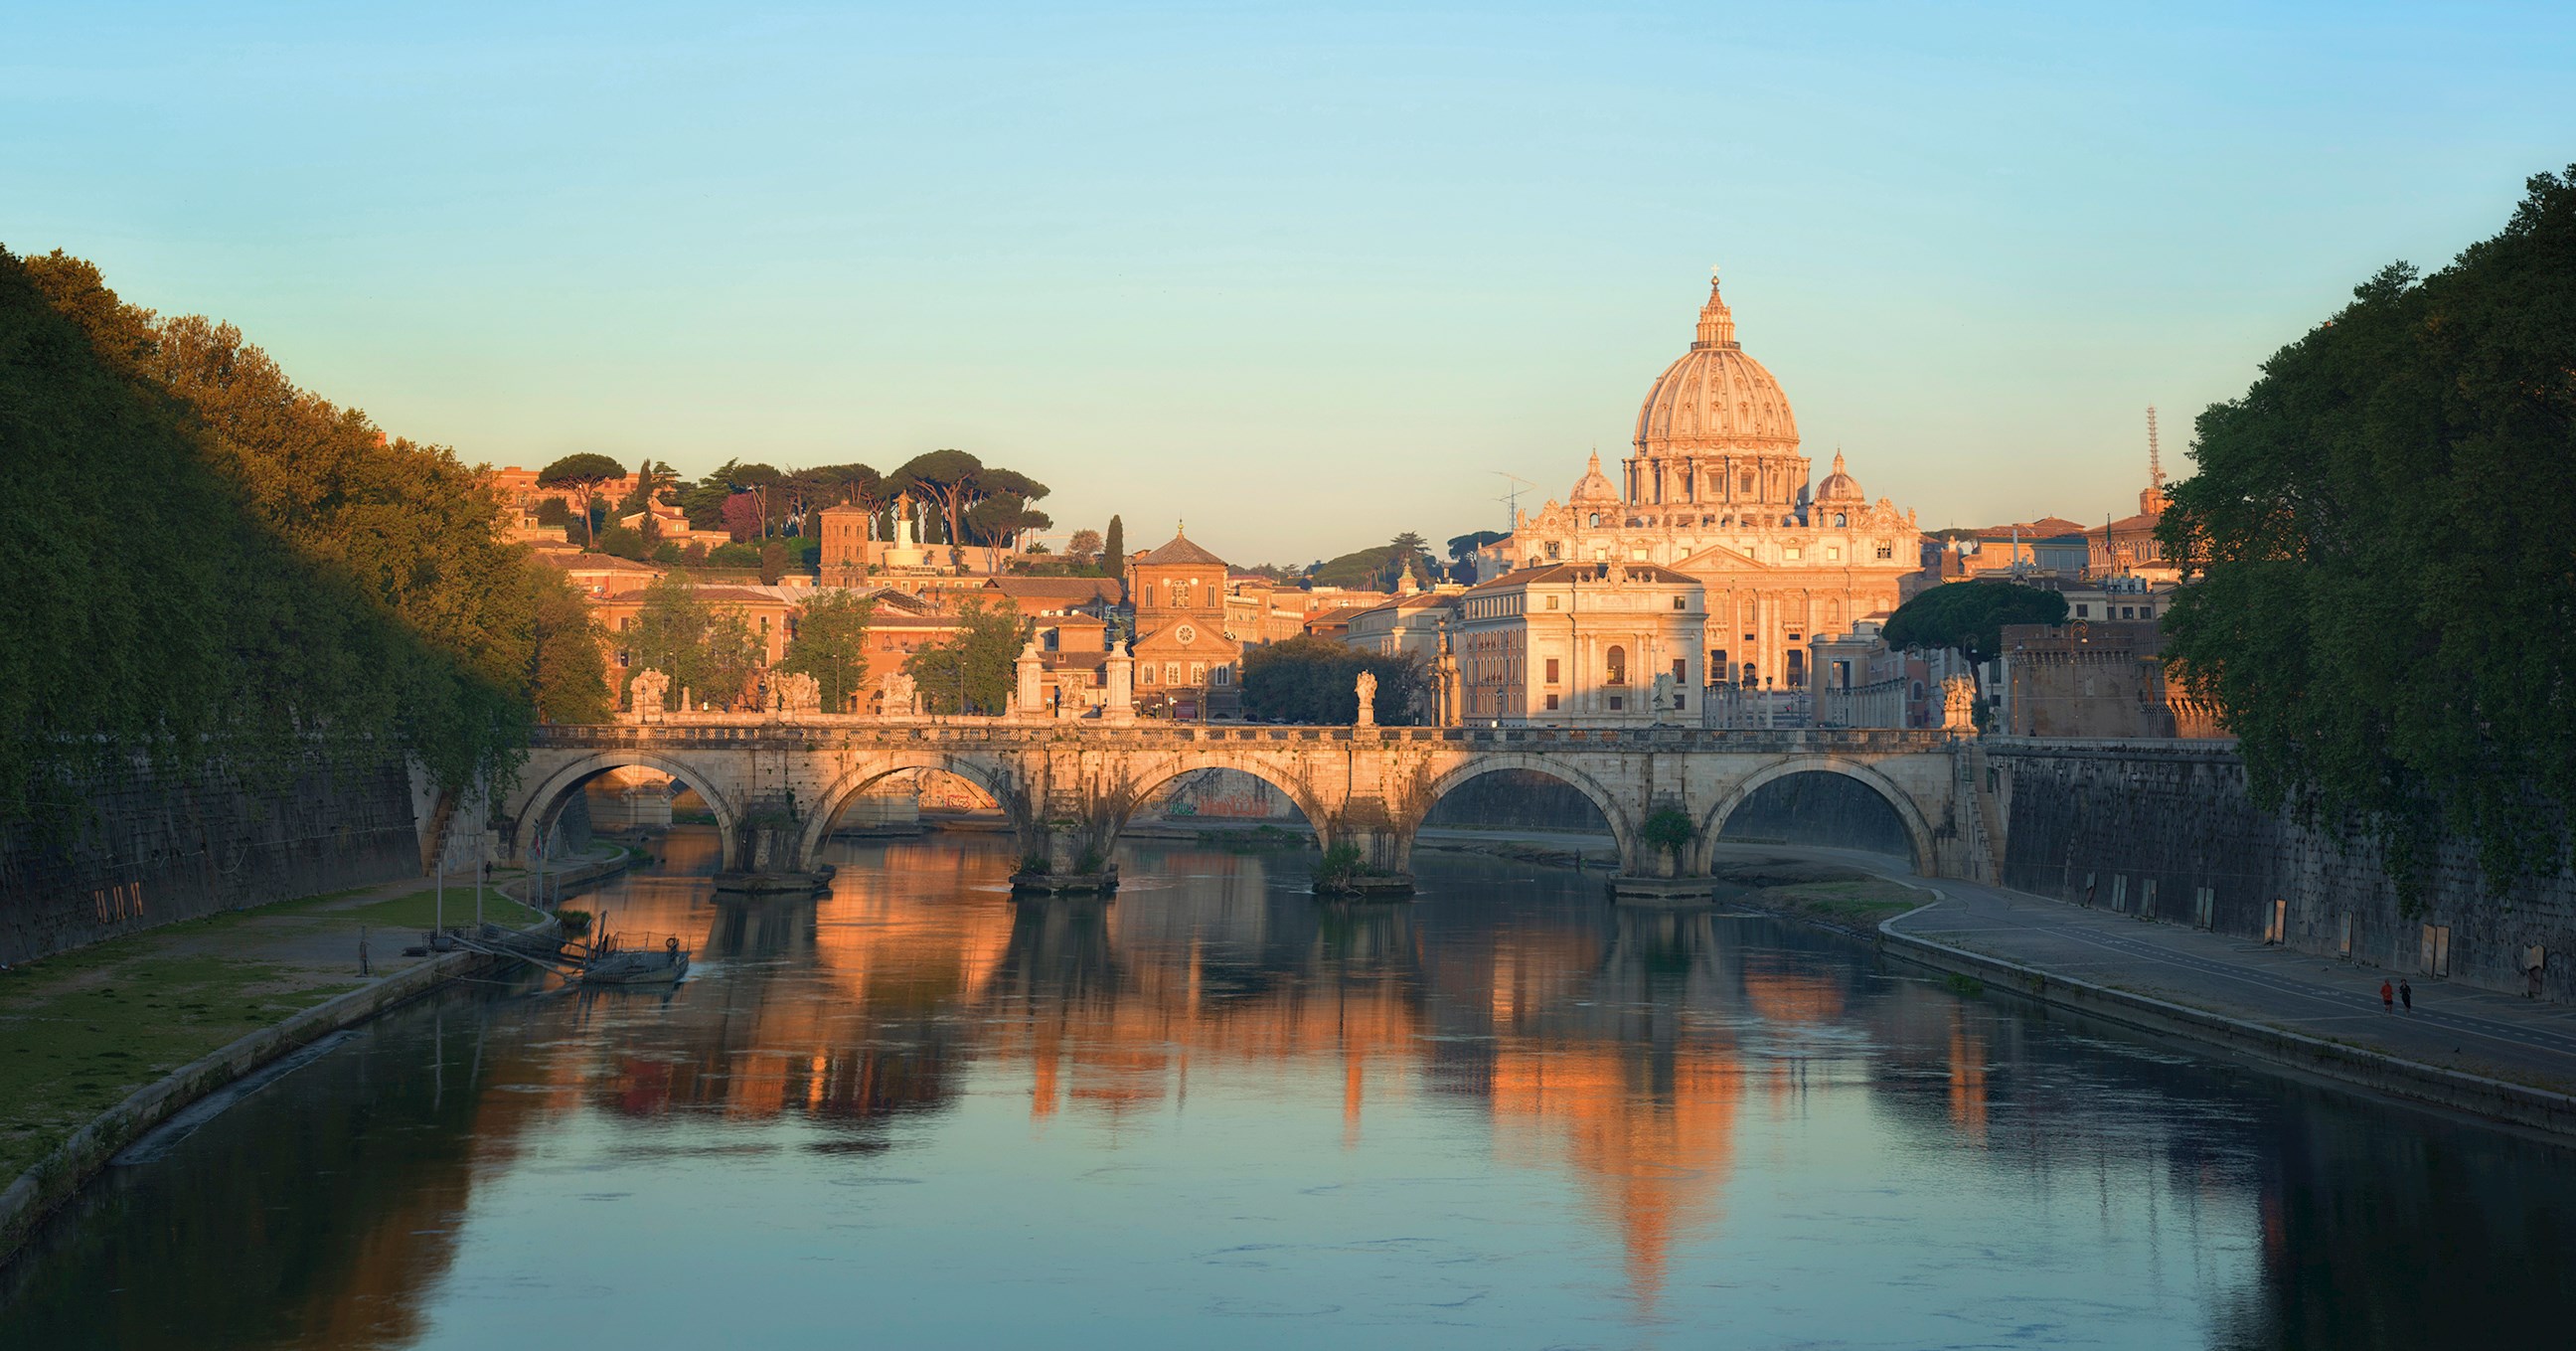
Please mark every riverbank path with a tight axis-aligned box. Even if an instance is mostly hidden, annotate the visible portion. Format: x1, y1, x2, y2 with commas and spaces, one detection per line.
1771, 845, 2576, 1099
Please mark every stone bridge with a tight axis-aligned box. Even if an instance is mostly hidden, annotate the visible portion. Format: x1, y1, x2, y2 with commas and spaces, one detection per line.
499, 719, 1994, 890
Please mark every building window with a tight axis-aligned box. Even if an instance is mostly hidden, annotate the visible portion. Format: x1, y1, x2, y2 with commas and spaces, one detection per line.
2075, 603, 2090, 618
1784, 547, 1802, 561
1189, 662, 1207, 685
1875, 543, 1894, 560
1609, 695, 1624, 711
1672, 658, 1688, 684
1785, 650, 1805, 689
1833, 513, 1848, 528
1630, 547, 1648, 561
1545, 594, 1560, 610
1739, 473, 1755, 493
1827, 546, 1842, 561
1588, 513, 1601, 528
1545, 542, 1561, 560
1605, 645, 1627, 685
1165, 663, 1183, 685
1212, 665, 1231, 686
1710, 648, 1728, 680
1544, 657, 1560, 684
1544, 693, 1560, 711
1141, 665, 1158, 685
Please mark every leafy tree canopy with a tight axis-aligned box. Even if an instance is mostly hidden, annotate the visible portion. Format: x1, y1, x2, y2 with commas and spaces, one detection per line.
2160, 166, 2576, 903
622, 573, 761, 710
1240, 636, 1429, 725
776, 591, 876, 712
903, 599, 1027, 716
1880, 582, 2067, 666
537, 452, 625, 547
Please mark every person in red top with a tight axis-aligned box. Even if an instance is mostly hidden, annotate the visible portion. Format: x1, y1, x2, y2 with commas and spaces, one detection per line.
2381, 979, 2395, 1011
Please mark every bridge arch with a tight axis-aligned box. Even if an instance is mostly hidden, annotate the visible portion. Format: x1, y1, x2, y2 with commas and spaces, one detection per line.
797, 752, 1030, 870
510, 751, 745, 870
1102, 753, 1340, 855
1691, 756, 1936, 876
1419, 755, 1641, 872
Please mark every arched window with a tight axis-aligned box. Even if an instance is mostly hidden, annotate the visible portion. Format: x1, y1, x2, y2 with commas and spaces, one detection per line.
1740, 473, 1755, 494
1588, 512, 1601, 528
1605, 645, 1628, 686
1833, 512, 1848, 527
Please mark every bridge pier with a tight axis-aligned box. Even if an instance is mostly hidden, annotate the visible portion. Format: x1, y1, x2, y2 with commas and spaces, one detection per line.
1012, 788, 1121, 896
1317, 797, 1415, 898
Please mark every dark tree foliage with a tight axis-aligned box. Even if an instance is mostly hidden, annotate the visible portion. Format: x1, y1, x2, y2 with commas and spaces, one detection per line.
1, 249, 571, 818
1102, 515, 1125, 585
1880, 581, 2068, 666
621, 573, 760, 710
903, 600, 1028, 716
2160, 168, 2576, 904
536, 452, 624, 548
776, 591, 877, 712
1240, 636, 1429, 726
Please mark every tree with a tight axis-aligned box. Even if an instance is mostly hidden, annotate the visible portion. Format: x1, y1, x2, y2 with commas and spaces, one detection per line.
1880, 581, 2068, 667
2160, 167, 2576, 906
526, 569, 611, 724
1102, 515, 1125, 584
623, 573, 761, 709
965, 495, 1052, 572
537, 452, 625, 548
1066, 529, 1103, 567
758, 539, 788, 585
1240, 636, 1428, 725
1448, 530, 1506, 583
597, 524, 653, 561
776, 591, 877, 711
614, 458, 676, 521
721, 492, 762, 542
903, 599, 1028, 715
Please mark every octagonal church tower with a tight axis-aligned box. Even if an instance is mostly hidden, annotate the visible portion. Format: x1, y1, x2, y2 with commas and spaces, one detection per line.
1498, 269, 1920, 692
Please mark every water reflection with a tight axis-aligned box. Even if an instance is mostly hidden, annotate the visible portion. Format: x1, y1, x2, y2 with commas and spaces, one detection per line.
4, 831, 2573, 1348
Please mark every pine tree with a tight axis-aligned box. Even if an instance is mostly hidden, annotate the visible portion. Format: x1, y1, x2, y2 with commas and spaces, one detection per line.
1102, 515, 1126, 591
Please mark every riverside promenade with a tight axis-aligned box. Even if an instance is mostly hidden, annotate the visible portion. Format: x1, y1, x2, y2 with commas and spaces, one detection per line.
0, 843, 630, 1261
1783, 845, 2576, 1132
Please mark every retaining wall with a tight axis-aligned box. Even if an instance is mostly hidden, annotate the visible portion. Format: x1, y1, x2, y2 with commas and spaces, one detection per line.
1, 755, 422, 966
1987, 740, 2575, 1004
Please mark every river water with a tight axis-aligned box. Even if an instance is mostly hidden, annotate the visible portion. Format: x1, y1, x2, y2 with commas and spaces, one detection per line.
4, 830, 2571, 1348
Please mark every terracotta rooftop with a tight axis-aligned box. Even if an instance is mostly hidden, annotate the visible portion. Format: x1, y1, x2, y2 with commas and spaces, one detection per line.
1131, 531, 1230, 569
1464, 562, 1700, 592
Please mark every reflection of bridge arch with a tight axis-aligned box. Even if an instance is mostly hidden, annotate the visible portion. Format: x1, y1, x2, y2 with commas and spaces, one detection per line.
510, 751, 744, 869
796, 752, 1027, 869
1106, 753, 1338, 852
1422, 756, 1642, 872
1691, 757, 1934, 875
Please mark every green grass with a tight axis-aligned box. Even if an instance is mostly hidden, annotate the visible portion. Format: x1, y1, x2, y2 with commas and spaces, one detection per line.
0, 952, 364, 1180
1758, 878, 1926, 924
265, 886, 543, 929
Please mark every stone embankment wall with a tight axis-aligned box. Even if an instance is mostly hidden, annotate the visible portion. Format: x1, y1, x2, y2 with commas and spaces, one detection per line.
1987, 740, 2574, 1004
0, 755, 420, 966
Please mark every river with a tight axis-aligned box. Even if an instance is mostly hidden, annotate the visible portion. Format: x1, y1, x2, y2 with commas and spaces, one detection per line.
3, 830, 2570, 1348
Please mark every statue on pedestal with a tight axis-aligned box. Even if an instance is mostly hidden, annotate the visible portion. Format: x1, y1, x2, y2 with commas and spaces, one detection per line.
629, 668, 669, 720
1354, 670, 1378, 728
775, 671, 821, 715
1941, 673, 1978, 733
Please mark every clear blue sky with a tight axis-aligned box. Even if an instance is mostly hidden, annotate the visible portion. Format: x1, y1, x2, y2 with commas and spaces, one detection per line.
8, 2, 2571, 563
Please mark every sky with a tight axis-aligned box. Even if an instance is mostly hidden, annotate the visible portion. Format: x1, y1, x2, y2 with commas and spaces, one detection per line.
7, 2, 2573, 564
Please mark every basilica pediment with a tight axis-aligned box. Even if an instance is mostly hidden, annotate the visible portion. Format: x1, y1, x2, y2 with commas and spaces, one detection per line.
1673, 543, 1774, 572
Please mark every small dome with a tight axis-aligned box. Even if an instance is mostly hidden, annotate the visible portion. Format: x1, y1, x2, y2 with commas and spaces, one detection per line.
1817, 451, 1863, 503
1569, 450, 1620, 504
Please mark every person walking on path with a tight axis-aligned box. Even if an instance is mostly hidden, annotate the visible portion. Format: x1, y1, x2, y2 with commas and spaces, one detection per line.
2400, 978, 2414, 1013
2381, 979, 2395, 1011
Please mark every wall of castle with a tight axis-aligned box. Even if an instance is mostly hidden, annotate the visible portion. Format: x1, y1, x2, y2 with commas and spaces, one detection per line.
1989, 740, 2575, 1003
0, 753, 425, 966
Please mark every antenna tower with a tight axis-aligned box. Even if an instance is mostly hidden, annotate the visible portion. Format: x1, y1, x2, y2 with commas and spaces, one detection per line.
2146, 406, 2165, 490
1490, 470, 1535, 532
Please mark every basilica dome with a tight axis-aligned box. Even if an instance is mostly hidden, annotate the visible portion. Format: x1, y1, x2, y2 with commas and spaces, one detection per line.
1816, 451, 1864, 502
1569, 450, 1620, 504
1633, 274, 1800, 456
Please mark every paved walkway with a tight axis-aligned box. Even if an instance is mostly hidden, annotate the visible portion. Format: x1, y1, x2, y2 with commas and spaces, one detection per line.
1756, 844, 2576, 1098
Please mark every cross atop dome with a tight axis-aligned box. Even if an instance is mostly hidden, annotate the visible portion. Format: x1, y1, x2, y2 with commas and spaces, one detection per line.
1694, 266, 1737, 350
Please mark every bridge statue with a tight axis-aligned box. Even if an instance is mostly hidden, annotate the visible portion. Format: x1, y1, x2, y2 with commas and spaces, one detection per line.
629, 668, 670, 720
1942, 673, 1978, 733
1650, 672, 1679, 719
877, 670, 917, 717
1354, 670, 1377, 728
774, 671, 821, 716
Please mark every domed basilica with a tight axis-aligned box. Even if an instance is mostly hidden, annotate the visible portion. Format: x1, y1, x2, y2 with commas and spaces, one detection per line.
1497, 270, 1919, 689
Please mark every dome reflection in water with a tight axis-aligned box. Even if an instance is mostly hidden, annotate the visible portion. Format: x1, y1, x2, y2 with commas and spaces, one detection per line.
3, 829, 2571, 1348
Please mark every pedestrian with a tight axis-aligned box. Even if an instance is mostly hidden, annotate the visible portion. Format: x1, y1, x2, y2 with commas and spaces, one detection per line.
2380, 979, 2393, 1012
2399, 978, 2413, 1013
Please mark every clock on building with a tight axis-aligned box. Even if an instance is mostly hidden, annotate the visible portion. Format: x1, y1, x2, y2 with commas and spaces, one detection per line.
1175, 623, 1198, 644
